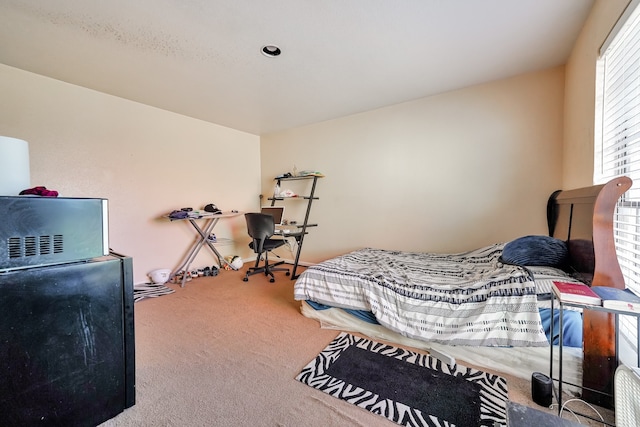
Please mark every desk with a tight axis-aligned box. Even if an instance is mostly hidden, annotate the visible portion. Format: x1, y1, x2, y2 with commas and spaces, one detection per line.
167, 211, 242, 287
550, 293, 640, 425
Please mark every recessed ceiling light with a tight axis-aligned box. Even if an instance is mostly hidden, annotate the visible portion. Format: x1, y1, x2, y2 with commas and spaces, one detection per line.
261, 45, 282, 57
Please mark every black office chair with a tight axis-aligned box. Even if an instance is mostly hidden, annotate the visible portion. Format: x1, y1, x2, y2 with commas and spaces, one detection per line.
243, 213, 290, 282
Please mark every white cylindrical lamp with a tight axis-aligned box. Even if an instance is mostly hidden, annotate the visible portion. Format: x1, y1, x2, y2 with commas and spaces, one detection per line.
0, 136, 31, 196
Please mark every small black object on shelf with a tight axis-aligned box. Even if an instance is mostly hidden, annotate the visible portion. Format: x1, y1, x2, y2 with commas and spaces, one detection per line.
204, 203, 221, 214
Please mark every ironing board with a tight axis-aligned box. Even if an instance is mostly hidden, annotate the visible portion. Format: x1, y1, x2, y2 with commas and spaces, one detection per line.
167, 211, 242, 286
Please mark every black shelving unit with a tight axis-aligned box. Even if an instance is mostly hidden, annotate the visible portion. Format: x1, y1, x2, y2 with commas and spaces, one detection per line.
269, 175, 321, 279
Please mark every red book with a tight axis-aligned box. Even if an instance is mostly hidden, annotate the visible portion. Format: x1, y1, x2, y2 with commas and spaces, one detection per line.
552, 281, 602, 305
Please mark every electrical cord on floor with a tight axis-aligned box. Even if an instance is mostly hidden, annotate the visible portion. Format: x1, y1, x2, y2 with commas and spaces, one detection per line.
283, 237, 297, 257
551, 398, 605, 426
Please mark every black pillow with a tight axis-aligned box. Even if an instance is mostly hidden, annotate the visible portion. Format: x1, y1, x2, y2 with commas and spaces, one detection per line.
501, 235, 568, 267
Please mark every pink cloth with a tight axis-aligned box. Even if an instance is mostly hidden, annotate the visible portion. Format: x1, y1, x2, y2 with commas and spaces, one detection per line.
19, 186, 59, 197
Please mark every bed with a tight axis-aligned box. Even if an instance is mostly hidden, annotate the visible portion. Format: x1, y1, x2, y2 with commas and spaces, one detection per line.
294, 176, 632, 406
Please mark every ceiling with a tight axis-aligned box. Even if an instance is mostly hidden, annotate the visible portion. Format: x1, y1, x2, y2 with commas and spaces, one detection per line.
0, 0, 595, 135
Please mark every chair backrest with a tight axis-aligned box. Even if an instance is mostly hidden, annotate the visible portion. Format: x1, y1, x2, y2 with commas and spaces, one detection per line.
616, 364, 640, 427
245, 213, 275, 254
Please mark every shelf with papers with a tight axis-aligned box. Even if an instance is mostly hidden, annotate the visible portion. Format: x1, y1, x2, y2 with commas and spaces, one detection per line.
267, 175, 321, 280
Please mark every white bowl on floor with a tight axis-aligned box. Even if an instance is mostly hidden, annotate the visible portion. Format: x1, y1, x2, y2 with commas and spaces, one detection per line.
149, 268, 172, 284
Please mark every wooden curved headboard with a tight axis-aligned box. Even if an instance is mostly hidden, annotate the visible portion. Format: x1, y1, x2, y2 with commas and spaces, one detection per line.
547, 175, 632, 407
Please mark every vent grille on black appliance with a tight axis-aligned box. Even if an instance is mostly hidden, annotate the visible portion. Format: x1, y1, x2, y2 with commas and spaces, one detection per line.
53, 235, 63, 253
7, 235, 64, 259
39, 235, 51, 255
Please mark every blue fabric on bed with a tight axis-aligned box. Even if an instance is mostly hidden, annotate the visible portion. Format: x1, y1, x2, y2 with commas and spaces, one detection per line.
305, 300, 331, 311
539, 308, 582, 347
306, 300, 380, 324
501, 235, 568, 267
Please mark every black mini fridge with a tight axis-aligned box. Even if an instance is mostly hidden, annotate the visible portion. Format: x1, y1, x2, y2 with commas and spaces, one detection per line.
0, 196, 135, 426
0, 254, 135, 426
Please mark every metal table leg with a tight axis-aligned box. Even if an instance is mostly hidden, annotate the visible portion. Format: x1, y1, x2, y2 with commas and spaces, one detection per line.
558, 300, 565, 413
172, 218, 229, 287
550, 294, 555, 403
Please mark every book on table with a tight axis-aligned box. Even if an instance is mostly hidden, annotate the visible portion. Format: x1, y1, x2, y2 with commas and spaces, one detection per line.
591, 286, 640, 312
552, 281, 601, 305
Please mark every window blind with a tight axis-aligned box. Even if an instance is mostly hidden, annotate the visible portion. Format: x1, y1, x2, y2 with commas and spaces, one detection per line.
595, 1, 640, 360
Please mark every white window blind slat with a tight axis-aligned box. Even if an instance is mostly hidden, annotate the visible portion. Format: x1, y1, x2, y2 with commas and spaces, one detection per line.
595, 1, 640, 360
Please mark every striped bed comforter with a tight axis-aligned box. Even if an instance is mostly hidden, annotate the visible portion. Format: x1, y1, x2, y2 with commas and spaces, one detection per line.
293, 244, 548, 347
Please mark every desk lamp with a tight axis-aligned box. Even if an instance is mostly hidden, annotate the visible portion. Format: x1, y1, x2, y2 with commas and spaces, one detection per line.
0, 136, 30, 196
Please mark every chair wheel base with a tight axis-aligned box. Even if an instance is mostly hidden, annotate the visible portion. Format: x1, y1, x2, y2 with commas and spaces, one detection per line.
286, 271, 290, 276
269, 278, 275, 283
243, 277, 248, 282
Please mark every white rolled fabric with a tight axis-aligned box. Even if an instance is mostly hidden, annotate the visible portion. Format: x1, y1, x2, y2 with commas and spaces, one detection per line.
0, 136, 30, 196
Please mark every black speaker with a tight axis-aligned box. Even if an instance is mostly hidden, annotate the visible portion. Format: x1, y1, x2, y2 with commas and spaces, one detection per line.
531, 372, 553, 407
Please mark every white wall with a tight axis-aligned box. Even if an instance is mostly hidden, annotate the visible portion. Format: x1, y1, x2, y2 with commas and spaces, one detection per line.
563, 0, 630, 188
0, 64, 260, 284
261, 67, 566, 262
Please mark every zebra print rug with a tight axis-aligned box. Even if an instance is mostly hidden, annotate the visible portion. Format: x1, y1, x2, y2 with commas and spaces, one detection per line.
133, 282, 175, 303
296, 332, 508, 427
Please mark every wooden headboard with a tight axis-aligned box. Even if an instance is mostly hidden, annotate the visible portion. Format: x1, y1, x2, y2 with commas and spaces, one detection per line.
547, 175, 632, 407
